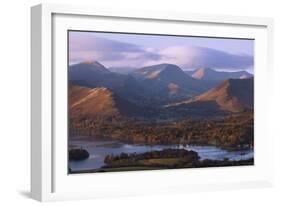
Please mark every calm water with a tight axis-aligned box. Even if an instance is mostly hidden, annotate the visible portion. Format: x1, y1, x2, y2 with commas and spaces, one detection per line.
69, 136, 254, 172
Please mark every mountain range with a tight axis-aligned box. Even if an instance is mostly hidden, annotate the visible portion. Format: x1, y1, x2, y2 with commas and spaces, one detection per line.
69, 61, 254, 118
69, 62, 208, 105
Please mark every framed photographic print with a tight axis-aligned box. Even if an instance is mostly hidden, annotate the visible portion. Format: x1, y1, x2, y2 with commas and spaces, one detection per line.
31, 3, 274, 201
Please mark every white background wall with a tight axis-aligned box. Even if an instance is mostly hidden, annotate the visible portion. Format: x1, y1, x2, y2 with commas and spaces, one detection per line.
0, 0, 280, 205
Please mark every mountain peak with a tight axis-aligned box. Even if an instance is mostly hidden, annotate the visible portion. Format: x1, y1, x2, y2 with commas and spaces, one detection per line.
154, 63, 183, 71
81, 60, 106, 68
70, 61, 111, 74
134, 63, 184, 79
157, 63, 179, 67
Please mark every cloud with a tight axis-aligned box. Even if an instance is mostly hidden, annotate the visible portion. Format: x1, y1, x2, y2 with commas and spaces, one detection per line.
69, 33, 161, 67
69, 33, 253, 70
144, 46, 253, 70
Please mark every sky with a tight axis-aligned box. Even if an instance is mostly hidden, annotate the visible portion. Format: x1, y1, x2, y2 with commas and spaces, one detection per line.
69, 31, 254, 73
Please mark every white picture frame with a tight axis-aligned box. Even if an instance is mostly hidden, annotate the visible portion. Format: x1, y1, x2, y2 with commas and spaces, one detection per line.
31, 3, 274, 202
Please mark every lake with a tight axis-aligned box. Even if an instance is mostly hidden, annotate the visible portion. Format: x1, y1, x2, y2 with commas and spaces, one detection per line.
69, 136, 254, 172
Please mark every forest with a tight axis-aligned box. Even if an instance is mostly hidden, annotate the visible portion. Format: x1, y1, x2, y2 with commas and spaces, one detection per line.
69, 111, 253, 150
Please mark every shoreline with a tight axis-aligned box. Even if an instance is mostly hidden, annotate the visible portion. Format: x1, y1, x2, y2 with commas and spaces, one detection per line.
69, 135, 253, 152
68, 147, 254, 174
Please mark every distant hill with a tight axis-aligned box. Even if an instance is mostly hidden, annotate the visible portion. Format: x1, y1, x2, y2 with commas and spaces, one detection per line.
108, 66, 137, 74
185, 68, 253, 81
132, 64, 206, 100
167, 78, 253, 113
69, 85, 145, 120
